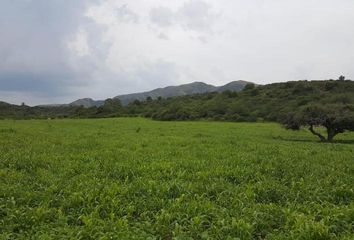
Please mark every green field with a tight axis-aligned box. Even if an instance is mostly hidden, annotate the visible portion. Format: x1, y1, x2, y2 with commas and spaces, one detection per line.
0, 118, 353, 239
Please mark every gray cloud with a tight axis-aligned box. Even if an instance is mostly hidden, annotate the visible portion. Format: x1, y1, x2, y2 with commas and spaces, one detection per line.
157, 32, 169, 40
150, 7, 174, 28
0, 0, 103, 103
150, 0, 216, 33
0, 72, 72, 94
116, 5, 139, 23
176, 0, 216, 32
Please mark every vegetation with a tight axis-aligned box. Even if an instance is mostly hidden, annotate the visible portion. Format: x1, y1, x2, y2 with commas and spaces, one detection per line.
284, 105, 354, 142
0, 118, 353, 239
0, 102, 79, 120
142, 80, 354, 123
1, 80, 354, 142
1, 80, 353, 125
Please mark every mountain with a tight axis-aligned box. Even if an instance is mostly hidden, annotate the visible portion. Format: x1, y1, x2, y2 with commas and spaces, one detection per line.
114, 82, 217, 105
0, 101, 11, 107
114, 80, 252, 105
0, 101, 29, 119
52, 80, 252, 108
37, 99, 103, 108
216, 80, 252, 92
69, 98, 104, 108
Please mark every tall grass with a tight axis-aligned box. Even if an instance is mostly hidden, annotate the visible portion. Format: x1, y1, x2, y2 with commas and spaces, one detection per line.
0, 118, 353, 239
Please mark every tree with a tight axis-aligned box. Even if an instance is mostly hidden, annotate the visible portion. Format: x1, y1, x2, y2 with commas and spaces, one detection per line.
284, 105, 354, 142
132, 100, 141, 106
243, 83, 256, 91
338, 75, 345, 81
97, 98, 123, 115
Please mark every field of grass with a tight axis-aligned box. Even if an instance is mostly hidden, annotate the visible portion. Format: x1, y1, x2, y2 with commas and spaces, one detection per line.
0, 118, 353, 239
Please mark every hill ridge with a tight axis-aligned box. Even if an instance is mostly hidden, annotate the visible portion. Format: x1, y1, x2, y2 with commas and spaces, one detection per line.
68, 80, 253, 107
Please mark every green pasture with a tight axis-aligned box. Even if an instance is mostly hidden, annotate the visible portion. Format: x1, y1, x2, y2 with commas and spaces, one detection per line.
0, 118, 353, 239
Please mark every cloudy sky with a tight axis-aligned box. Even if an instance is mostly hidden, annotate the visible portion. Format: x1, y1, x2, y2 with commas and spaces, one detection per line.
1, 0, 354, 105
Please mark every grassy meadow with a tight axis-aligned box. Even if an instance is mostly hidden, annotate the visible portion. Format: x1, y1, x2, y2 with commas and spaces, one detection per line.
0, 118, 353, 239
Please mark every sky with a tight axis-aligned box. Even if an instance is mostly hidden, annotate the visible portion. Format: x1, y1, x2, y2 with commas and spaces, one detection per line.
1, 0, 354, 105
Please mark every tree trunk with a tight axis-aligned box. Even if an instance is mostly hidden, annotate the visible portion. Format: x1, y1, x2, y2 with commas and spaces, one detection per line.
308, 125, 326, 142
327, 128, 338, 142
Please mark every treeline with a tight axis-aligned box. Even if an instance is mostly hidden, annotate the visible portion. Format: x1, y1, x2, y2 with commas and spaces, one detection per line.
1, 80, 354, 123
0, 103, 79, 120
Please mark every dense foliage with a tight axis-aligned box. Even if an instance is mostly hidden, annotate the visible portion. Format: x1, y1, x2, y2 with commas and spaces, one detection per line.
0, 102, 79, 120
1, 119, 353, 239
1, 80, 354, 125
141, 80, 354, 123
284, 104, 354, 142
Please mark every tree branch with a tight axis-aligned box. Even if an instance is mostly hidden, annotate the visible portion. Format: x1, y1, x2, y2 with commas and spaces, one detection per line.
309, 125, 326, 142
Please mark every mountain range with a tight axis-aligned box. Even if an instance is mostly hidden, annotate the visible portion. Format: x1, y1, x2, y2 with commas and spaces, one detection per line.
68, 80, 252, 108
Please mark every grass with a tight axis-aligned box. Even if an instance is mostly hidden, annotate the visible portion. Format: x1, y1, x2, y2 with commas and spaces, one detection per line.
0, 118, 353, 239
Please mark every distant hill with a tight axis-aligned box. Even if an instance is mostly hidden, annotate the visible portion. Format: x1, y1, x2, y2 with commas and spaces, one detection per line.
69, 98, 104, 108
38, 98, 104, 108
114, 81, 252, 105
62, 80, 252, 108
0, 101, 32, 119
0, 101, 11, 107
1, 80, 353, 120
217, 80, 252, 92
114, 82, 215, 105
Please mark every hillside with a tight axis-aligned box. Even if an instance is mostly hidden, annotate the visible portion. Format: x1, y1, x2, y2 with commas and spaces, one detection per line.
70, 98, 104, 108
115, 82, 215, 105
216, 80, 252, 92
60, 80, 354, 122
1, 80, 353, 121
62, 81, 252, 108
142, 80, 354, 122
0, 101, 25, 119
115, 81, 251, 105
0, 101, 80, 119
0, 101, 11, 107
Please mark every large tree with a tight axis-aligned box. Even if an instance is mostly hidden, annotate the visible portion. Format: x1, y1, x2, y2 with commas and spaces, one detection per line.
284, 105, 354, 142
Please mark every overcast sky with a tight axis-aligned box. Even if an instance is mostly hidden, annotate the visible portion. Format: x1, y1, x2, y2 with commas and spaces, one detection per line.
1, 0, 354, 105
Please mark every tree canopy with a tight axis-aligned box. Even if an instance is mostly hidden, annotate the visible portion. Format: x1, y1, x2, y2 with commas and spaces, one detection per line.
284, 105, 354, 142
